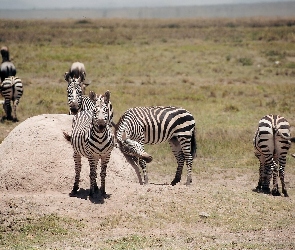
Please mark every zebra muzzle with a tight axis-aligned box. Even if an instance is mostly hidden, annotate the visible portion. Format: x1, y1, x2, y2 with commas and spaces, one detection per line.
140, 152, 153, 163
69, 103, 79, 115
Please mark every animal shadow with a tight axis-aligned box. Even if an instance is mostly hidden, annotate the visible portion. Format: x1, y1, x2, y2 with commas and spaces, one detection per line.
69, 188, 111, 204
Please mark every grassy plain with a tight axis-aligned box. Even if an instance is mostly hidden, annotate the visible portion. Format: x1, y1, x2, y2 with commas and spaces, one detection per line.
1, 17, 295, 249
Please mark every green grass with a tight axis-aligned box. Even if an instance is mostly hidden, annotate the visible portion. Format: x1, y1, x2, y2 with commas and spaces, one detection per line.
0, 214, 83, 248
1, 17, 295, 249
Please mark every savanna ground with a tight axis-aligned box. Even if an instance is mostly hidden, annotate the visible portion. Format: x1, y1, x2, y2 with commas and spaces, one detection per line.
0, 17, 295, 249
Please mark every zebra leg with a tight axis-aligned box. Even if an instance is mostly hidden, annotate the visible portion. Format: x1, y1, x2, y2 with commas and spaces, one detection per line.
262, 163, 272, 194
138, 158, 148, 184
271, 162, 280, 196
100, 164, 107, 197
3, 99, 12, 121
100, 153, 111, 196
169, 138, 185, 186
279, 164, 288, 197
71, 152, 82, 196
256, 162, 263, 191
88, 157, 99, 198
12, 99, 19, 122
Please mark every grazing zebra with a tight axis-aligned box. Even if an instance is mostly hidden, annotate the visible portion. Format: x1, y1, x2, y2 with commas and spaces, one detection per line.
115, 106, 197, 186
0, 46, 16, 82
253, 114, 295, 197
66, 75, 95, 115
64, 62, 89, 95
0, 76, 23, 122
63, 90, 115, 197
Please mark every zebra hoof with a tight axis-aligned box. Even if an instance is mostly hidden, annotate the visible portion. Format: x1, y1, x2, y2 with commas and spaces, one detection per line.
69, 189, 78, 197
262, 187, 271, 194
100, 189, 107, 198
282, 190, 289, 197
69, 185, 79, 196
89, 185, 99, 198
171, 177, 180, 186
271, 188, 281, 196
185, 179, 192, 186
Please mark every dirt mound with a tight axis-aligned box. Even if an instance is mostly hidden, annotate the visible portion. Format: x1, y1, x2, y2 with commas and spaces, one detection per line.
0, 114, 139, 193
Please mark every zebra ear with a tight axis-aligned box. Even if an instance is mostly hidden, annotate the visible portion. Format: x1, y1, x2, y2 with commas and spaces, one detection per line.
81, 71, 86, 81
122, 131, 128, 141
104, 90, 110, 104
64, 72, 70, 82
89, 91, 96, 101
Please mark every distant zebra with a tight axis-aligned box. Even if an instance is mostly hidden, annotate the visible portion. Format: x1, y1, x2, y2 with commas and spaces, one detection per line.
0, 76, 23, 122
64, 62, 89, 95
63, 90, 115, 197
115, 106, 197, 185
66, 75, 95, 115
0, 46, 16, 82
253, 114, 295, 197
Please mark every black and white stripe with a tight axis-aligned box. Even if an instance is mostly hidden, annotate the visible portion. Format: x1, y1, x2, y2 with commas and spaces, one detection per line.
0, 76, 23, 122
115, 106, 197, 186
66, 76, 95, 115
253, 114, 295, 197
64, 90, 115, 197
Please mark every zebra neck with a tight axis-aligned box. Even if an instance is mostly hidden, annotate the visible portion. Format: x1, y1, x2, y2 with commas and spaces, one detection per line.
90, 125, 111, 140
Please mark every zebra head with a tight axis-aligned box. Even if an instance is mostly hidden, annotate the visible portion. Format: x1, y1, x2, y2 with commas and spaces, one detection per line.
119, 132, 153, 163
1, 46, 9, 62
66, 76, 83, 115
91, 90, 112, 132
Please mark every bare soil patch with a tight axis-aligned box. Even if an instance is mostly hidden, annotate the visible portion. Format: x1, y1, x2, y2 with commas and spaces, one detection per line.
0, 114, 294, 249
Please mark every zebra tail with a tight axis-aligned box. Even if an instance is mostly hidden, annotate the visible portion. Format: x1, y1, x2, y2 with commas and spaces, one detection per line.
191, 128, 197, 158
63, 131, 72, 142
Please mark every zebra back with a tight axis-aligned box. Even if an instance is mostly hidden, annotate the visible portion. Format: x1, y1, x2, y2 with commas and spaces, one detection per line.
116, 106, 196, 144
0, 76, 23, 101
253, 114, 291, 155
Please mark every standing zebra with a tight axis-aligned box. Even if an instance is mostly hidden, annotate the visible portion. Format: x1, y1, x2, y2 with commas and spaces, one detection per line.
63, 90, 115, 197
64, 62, 89, 95
253, 114, 295, 197
66, 75, 95, 115
115, 106, 197, 186
0, 46, 16, 82
66, 75, 115, 128
0, 76, 23, 122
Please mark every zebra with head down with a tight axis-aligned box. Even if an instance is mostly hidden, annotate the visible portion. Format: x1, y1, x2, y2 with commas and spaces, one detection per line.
0, 76, 23, 122
0, 46, 16, 83
253, 114, 295, 197
115, 106, 197, 186
64, 62, 89, 95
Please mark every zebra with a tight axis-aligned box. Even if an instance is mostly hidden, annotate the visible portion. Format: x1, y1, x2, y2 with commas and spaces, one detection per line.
115, 106, 197, 186
64, 62, 89, 95
0, 46, 16, 83
66, 75, 115, 129
253, 114, 295, 197
63, 90, 115, 198
66, 75, 95, 115
0, 76, 23, 122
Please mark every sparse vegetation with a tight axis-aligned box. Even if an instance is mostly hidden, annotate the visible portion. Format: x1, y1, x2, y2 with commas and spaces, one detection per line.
0, 17, 295, 249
